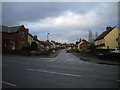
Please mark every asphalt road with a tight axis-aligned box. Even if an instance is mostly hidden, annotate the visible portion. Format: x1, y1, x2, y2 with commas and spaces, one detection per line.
2, 49, 120, 88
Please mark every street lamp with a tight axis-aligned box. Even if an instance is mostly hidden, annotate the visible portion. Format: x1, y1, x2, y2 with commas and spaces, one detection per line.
47, 33, 50, 40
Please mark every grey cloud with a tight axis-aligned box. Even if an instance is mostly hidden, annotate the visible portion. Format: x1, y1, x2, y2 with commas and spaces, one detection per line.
2, 2, 105, 26
2, 2, 118, 43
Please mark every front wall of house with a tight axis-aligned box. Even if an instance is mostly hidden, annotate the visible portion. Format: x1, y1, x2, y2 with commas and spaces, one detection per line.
2, 33, 19, 50
104, 27, 119, 49
80, 43, 89, 50
94, 39, 104, 45
78, 42, 82, 50
28, 35, 34, 45
18, 26, 28, 48
94, 39, 105, 49
2, 26, 28, 50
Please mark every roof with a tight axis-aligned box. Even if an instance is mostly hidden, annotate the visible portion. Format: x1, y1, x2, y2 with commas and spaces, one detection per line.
28, 33, 34, 38
28, 33, 41, 42
95, 26, 116, 41
39, 41, 52, 46
78, 39, 89, 46
46, 40, 53, 45
51, 40, 56, 44
2, 25, 22, 33
3, 36, 15, 40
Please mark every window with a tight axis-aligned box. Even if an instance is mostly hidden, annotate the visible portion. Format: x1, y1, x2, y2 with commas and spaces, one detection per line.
20, 31, 25, 38
20, 41, 25, 48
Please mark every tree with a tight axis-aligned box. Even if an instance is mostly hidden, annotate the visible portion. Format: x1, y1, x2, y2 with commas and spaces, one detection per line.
95, 32, 99, 39
88, 43, 97, 54
30, 42, 38, 51
88, 30, 94, 43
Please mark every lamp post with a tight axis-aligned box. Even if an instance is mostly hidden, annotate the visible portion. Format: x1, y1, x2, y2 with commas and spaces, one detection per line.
47, 33, 50, 40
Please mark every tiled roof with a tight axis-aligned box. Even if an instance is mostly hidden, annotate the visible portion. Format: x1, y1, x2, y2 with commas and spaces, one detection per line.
78, 39, 89, 45
95, 27, 116, 41
2, 25, 21, 33
40, 41, 51, 46
28, 33, 34, 38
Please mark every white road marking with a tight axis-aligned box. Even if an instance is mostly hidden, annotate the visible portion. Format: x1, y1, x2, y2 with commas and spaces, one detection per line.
47, 65, 94, 71
1, 81, 17, 87
3, 60, 31, 65
36, 58, 53, 60
27, 68, 82, 78
116, 80, 120, 82
49, 59, 56, 62
67, 59, 74, 61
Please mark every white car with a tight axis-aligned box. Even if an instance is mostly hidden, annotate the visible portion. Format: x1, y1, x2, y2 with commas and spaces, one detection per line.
110, 48, 120, 53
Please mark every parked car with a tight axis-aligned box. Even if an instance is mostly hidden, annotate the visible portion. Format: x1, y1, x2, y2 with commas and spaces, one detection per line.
66, 48, 71, 53
109, 48, 120, 53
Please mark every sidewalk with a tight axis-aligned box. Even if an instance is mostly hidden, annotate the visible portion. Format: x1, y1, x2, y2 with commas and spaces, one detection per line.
2, 49, 61, 58
49, 49, 61, 58
72, 53, 119, 66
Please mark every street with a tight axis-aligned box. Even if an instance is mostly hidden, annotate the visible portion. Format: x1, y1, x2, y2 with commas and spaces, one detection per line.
2, 49, 119, 88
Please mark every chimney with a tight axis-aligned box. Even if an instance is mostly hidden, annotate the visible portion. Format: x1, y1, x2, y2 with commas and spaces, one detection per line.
79, 38, 82, 42
34, 35, 37, 39
26, 28, 29, 33
106, 26, 112, 31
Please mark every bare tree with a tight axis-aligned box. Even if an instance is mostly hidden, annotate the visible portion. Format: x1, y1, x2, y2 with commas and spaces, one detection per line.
95, 32, 99, 39
88, 30, 94, 43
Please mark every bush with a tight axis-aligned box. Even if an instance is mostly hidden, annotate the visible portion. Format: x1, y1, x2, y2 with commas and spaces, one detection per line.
30, 42, 38, 51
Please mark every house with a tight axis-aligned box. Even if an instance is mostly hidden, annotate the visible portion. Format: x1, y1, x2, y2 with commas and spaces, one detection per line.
66, 43, 75, 50
49, 40, 56, 49
61, 43, 66, 49
28, 33, 50, 51
28, 33, 35, 45
42, 40, 53, 51
51, 41, 62, 49
28, 33, 40, 46
39, 41, 48, 50
78, 39, 89, 51
94, 26, 120, 49
73, 45, 78, 50
2, 25, 28, 50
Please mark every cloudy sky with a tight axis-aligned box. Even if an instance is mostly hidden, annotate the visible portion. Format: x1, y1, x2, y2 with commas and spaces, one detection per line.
2, 2, 118, 43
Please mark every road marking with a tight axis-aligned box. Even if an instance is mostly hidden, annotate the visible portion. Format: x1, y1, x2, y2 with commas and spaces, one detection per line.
116, 80, 120, 82
1, 81, 17, 87
27, 68, 82, 78
47, 65, 94, 71
3, 60, 31, 65
67, 59, 74, 61
49, 59, 56, 62
40, 58, 53, 59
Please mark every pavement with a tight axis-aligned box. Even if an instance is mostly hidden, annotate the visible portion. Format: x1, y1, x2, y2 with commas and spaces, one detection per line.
72, 53, 119, 66
2, 49, 61, 58
49, 49, 61, 58
2, 49, 120, 88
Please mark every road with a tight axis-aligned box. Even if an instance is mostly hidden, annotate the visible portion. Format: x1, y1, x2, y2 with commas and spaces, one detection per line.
2, 49, 120, 88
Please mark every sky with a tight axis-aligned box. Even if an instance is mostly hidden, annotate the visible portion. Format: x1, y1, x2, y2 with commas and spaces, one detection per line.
2, 2, 118, 43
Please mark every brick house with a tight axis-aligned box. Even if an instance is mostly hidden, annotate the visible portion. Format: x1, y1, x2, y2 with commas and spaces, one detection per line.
78, 39, 89, 51
2, 25, 29, 50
